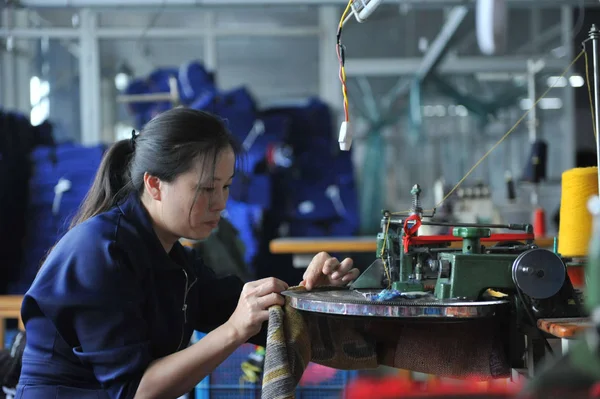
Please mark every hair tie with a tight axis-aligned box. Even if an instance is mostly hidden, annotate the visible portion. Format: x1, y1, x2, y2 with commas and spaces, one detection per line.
130, 129, 138, 151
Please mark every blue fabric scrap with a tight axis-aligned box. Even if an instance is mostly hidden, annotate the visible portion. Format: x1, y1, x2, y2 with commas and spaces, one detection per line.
359, 289, 430, 302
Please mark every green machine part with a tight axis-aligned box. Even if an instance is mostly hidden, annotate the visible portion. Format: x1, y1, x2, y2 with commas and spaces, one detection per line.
434, 227, 518, 300
392, 256, 425, 293
376, 228, 425, 292
376, 225, 519, 298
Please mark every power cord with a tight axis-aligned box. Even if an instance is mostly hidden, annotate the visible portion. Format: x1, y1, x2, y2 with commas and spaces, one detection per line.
515, 287, 554, 355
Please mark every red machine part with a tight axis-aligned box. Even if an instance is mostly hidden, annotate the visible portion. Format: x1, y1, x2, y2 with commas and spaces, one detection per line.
344, 377, 522, 399
407, 233, 535, 246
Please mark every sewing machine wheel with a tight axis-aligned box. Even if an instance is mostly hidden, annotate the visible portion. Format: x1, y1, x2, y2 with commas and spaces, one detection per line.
282, 288, 508, 319
512, 248, 566, 299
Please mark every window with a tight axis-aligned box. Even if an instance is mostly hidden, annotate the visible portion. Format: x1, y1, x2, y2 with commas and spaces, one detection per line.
30, 76, 50, 126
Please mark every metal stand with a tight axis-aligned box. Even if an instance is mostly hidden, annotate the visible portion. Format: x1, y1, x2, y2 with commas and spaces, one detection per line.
527, 59, 542, 208
589, 25, 600, 189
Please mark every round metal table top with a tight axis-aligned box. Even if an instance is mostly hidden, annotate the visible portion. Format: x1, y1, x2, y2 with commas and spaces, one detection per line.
283, 288, 509, 319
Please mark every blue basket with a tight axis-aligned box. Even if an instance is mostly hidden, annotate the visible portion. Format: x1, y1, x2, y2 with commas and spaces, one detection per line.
194, 330, 357, 399
195, 377, 355, 399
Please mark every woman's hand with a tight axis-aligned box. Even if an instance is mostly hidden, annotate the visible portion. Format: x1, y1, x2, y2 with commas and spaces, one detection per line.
300, 252, 360, 290
226, 277, 289, 342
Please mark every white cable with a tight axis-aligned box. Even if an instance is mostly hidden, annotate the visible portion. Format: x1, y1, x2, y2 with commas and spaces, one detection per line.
52, 178, 72, 216
325, 185, 347, 216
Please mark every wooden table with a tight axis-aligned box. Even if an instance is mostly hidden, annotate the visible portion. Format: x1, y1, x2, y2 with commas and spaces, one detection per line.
0, 296, 24, 349
270, 236, 556, 254
537, 317, 591, 353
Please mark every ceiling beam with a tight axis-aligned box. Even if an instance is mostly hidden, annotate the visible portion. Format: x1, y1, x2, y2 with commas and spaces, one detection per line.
515, 24, 562, 54
344, 55, 569, 76
374, 6, 468, 106
415, 6, 468, 81
15, 0, 600, 8
0, 25, 319, 38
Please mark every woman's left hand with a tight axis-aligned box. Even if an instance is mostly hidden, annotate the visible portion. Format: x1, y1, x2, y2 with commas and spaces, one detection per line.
300, 252, 360, 290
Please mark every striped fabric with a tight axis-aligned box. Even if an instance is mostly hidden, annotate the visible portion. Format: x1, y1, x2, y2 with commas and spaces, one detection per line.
261, 304, 309, 399
261, 286, 379, 399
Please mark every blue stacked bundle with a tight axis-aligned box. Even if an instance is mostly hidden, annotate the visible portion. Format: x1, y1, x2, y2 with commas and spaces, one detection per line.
123, 61, 360, 283
247, 100, 360, 284
263, 99, 360, 238
124, 61, 217, 130
265, 97, 334, 156
124, 65, 282, 268
191, 88, 291, 267
8, 143, 105, 294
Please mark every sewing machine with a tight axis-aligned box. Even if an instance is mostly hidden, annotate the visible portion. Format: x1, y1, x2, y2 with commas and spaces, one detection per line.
282, 182, 585, 382
284, 183, 582, 321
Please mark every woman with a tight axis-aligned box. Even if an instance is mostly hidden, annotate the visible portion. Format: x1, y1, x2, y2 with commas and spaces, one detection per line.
16, 108, 359, 399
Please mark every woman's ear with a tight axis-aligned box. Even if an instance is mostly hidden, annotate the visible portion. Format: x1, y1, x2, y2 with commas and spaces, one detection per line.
143, 172, 162, 201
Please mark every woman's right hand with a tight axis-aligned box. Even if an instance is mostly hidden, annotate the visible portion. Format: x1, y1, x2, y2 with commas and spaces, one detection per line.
226, 277, 289, 342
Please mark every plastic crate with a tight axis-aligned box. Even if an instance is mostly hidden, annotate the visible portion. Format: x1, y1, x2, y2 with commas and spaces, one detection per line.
209, 344, 256, 386
195, 377, 356, 399
193, 328, 358, 399
196, 386, 261, 399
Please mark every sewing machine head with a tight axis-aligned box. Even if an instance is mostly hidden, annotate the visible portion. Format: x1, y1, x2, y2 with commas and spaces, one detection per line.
349, 183, 581, 319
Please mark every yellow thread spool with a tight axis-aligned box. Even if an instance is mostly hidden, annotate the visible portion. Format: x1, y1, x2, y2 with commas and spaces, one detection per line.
558, 167, 599, 257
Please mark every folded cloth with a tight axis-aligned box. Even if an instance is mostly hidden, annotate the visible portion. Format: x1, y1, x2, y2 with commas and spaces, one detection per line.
261, 287, 510, 399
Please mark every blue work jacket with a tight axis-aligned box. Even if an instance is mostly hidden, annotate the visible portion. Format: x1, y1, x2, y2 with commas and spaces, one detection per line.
15, 193, 261, 398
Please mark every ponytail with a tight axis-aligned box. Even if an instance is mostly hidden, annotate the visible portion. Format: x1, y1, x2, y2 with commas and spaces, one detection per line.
69, 108, 239, 229
69, 139, 135, 228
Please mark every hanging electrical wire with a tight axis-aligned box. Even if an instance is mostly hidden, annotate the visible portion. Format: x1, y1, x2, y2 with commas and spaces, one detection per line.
336, 0, 353, 124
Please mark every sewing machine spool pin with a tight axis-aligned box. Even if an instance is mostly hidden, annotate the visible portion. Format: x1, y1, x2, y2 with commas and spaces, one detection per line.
410, 184, 423, 217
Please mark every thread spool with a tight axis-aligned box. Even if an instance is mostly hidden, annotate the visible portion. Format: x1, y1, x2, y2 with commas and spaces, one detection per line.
558, 167, 599, 257
533, 207, 546, 237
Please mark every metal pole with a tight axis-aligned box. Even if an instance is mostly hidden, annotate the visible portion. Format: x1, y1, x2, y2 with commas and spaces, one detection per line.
590, 24, 600, 190
527, 59, 539, 207
78, 9, 102, 146
527, 60, 538, 144
561, 6, 575, 170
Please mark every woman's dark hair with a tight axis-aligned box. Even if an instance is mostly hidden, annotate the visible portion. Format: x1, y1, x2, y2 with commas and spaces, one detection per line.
69, 107, 240, 228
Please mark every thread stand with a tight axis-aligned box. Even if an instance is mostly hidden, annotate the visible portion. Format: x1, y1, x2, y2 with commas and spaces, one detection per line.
590, 25, 600, 189
522, 26, 600, 390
